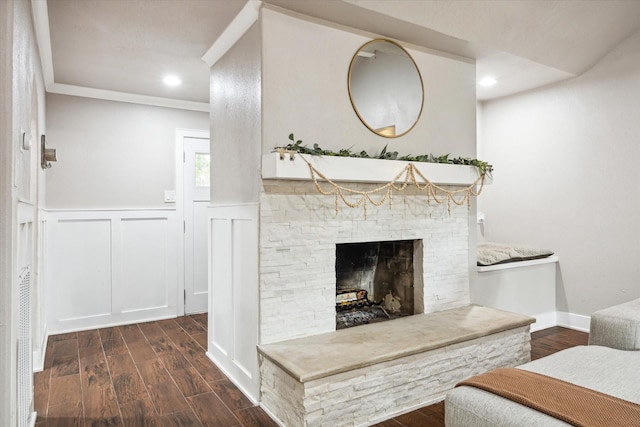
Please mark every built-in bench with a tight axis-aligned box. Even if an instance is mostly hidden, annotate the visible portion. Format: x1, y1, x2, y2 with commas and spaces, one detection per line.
258, 304, 535, 427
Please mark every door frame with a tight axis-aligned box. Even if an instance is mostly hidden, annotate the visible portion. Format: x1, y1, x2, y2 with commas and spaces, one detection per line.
175, 128, 210, 316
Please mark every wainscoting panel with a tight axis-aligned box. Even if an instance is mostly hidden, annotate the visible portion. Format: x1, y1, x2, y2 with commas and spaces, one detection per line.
54, 219, 113, 321
210, 217, 233, 356
207, 204, 260, 403
116, 217, 177, 313
46, 210, 179, 333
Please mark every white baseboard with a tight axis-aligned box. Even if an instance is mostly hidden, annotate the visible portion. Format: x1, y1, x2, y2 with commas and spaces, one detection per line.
530, 311, 557, 332
554, 311, 591, 333
32, 330, 48, 372
205, 351, 259, 405
49, 313, 178, 335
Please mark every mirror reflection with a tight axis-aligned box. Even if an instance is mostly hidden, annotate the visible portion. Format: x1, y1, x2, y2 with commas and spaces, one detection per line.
348, 39, 424, 138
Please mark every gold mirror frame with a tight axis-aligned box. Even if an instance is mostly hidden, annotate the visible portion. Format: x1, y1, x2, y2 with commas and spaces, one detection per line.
348, 39, 424, 138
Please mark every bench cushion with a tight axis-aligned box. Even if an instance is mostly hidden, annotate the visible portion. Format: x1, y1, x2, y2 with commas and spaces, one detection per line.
589, 298, 640, 350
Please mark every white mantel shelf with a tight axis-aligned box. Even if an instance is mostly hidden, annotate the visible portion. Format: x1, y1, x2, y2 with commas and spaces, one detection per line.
261, 152, 491, 185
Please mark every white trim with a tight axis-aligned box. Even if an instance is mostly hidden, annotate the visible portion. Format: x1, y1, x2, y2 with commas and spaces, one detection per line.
175, 129, 210, 316
556, 311, 591, 333
477, 255, 559, 273
44, 208, 177, 213
529, 311, 557, 332
206, 351, 259, 405
30, 0, 210, 112
262, 152, 489, 185
50, 314, 178, 335
32, 329, 47, 372
48, 83, 209, 112
201, 0, 262, 67
31, 0, 54, 89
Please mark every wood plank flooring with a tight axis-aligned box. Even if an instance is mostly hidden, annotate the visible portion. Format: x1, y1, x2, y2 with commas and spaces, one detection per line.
34, 318, 587, 427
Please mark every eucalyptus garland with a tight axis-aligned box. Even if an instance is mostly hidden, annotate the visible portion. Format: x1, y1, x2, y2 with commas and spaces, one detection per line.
276, 133, 493, 177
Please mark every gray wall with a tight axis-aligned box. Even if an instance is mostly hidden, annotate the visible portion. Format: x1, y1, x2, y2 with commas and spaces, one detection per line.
208, 8, 476, 202
478, 28, 640, 317
46, 94, 208, 209
261, 8, 477, 159
209, 22, 262, 205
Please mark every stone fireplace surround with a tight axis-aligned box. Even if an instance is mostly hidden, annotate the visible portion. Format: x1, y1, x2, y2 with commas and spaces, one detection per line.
259, 155, 474, 345
259, 178, 470, 344
257, 154, 530, 425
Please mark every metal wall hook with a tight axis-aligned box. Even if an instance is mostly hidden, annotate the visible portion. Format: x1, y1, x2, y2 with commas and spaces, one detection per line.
41, 135, 57, 169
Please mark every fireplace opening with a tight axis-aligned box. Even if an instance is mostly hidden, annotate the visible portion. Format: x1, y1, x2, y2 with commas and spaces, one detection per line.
335, 239, 421, 329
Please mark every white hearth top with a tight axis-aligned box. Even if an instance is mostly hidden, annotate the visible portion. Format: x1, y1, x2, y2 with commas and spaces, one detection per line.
258, 305, 533, 383
261, 152, 491, 185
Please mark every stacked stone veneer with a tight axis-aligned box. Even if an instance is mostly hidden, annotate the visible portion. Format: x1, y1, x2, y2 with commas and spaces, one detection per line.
260, 327, 531, 427
259, 180, 470, 344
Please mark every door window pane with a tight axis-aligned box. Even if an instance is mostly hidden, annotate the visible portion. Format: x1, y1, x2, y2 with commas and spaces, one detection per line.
195, 153, 210, 187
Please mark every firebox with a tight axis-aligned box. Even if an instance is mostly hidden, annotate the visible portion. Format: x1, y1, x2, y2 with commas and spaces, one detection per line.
335, 239, 422, 329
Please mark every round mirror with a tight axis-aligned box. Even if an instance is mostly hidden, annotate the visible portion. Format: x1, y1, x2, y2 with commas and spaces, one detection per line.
348, 39, 424, 138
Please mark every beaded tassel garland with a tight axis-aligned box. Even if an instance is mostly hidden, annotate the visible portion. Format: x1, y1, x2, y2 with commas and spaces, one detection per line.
279, 150, 486, 219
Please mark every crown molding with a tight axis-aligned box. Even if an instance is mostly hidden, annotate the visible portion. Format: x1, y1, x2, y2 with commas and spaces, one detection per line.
31, 0, 54, 89
48, 83, 209, 112
202, 0, 262, 67
31, 0, 209, 112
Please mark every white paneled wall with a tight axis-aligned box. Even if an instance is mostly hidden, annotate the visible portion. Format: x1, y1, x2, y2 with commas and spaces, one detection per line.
207, 204, 260, 403
17, 202, 35, 426
45, 210, 179, 333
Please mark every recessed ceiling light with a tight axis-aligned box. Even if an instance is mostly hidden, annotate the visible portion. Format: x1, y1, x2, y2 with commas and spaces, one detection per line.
478, 76, 497, 87
163, 75, 182, 87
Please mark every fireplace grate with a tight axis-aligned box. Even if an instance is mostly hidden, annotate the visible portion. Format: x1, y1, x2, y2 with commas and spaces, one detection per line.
336, 305, 411, 329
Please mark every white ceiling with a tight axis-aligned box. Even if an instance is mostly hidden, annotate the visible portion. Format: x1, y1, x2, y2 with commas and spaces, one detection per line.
33, 0, 640, 110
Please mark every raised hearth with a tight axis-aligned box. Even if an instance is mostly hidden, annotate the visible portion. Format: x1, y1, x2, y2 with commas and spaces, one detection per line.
259, 305, 534, 426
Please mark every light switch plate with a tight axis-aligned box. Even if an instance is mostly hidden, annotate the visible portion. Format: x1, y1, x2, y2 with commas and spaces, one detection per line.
164, 190, 176, 203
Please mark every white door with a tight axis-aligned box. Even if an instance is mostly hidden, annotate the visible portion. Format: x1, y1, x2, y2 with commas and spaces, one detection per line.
184, 137, 210, 313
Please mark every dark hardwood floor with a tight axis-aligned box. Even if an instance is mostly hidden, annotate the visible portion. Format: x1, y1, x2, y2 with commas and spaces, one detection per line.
34, 318, 588, 427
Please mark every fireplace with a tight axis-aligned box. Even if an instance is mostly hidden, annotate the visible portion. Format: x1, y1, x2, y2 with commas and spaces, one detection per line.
259, 177, 472, 345
335, 240, 423, 328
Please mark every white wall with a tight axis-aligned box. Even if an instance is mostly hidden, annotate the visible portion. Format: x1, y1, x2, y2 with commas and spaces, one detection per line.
46, 94, 208, 209
478, 28, 640, 318
0, 2, 16, 423
1, 0, 47, 425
